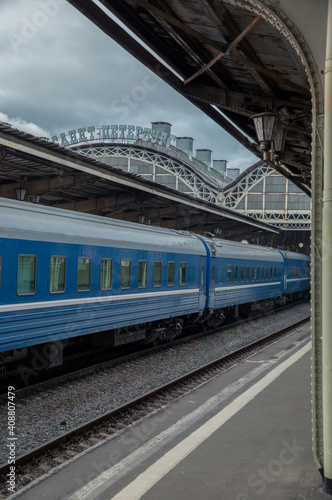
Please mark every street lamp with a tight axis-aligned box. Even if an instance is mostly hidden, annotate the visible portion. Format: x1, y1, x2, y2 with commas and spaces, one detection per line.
15, 188, 26, 201
272, 126, 287, 161
251, 112, 278, 158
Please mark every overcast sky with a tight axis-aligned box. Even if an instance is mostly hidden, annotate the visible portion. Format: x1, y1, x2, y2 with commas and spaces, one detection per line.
0, 0, 257, 171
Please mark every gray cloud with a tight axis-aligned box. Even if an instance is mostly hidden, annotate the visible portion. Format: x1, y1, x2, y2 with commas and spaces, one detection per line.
0, 0, 257, 171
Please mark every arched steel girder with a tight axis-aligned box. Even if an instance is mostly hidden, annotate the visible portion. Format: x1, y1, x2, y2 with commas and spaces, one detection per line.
71, 143, 221, 204
76, 143, 311, 230
222, 160, 311, 229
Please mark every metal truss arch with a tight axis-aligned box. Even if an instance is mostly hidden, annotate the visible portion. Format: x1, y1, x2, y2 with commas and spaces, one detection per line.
221, 161, 273, 209
73, 143, 220, 203
221, 161, 311, 229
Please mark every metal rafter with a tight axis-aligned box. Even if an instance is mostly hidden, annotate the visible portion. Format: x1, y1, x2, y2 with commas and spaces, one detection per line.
197, 0, 278, 97
182, 14, 262, 85
137, 0, 233, 89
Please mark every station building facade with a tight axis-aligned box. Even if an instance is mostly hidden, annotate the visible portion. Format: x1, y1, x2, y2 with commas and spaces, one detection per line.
53, 121, 311, 251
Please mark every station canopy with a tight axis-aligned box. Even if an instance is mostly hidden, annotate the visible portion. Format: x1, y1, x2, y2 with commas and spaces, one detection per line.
67, 0, 312, 196
0, 123, 278, 241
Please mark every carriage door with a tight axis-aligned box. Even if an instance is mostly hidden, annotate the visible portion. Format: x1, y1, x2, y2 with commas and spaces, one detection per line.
199, 257, 207, 309
208, 243, 217, 309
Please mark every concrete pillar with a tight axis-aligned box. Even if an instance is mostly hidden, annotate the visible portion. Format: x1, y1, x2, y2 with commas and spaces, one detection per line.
322, 0, 332, 493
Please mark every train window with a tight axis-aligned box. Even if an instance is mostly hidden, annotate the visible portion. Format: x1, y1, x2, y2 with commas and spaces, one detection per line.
50, 257, 66, 293
251, 266, 255, 281
120, 259, 131, 289
180, 262, 187, 285
100, 259, 112, 290
274, 267, 277, 280
201, 265, 205, 286
138, 260, 147, 288
153, 261, 162, 287
234, 265, 238, 283
211, 266, 215, 285
270, 267, 273, 280
265, 267, 269, 280
167, 262, 175, 286
246, 266, 250, 282
17, 255, 36, 295
290, 267, 293, 278
240, 265, 244, 282
261, 266, 264, 281
227, 265, 232, 283
0, 255, 1, 292
77, 258, 91, 292
257, 266, 260, 281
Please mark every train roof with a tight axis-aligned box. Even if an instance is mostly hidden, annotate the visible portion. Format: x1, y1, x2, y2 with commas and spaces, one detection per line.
0, 198, 310, 260
201, 236, 284, 262
0, 197, 205, 254
279, 250, 310, 262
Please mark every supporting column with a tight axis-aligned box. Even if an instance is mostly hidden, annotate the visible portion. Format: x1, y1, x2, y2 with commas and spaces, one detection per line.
323, 0, 332, 493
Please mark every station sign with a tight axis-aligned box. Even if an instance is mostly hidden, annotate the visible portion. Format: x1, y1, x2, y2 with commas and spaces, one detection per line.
51, 125, 176, 148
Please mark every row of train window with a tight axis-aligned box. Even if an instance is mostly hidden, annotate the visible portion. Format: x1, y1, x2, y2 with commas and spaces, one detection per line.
226, 264, 277, 284
1, 255, 310, 296
290, 266, 310, 278
225, 264, 310, 284
13, 255, 188, 296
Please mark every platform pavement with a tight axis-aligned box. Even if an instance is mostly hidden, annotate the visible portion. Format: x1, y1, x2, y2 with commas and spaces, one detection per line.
9, 322, 330, 500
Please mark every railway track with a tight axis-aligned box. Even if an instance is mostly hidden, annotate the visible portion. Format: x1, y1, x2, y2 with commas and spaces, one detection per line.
0, 301, 308, 399
0, 316, 310, 486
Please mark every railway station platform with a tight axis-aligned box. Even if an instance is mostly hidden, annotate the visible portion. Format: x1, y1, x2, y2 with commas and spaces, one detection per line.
11, 322, 329, 500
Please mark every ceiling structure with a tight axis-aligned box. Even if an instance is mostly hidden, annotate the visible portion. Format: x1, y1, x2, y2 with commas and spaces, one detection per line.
67, 0, 312, 196
0, 123, 278, 240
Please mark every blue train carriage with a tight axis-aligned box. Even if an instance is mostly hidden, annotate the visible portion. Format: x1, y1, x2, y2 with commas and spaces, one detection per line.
201, 237, 286, 324
278, 250, 311, 298
0, 198, 208, 368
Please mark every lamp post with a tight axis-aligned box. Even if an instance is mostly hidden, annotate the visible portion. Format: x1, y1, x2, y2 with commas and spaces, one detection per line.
251, 112, 278, 159
15, 188, 26, 201
272, 126, 287, 161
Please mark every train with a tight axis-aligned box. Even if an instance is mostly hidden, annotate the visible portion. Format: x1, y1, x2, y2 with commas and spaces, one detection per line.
0, 197, 310, 370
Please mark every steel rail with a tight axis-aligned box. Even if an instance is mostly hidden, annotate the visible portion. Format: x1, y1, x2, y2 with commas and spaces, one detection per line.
0, 301, 308, 399
0, 316, 310, 477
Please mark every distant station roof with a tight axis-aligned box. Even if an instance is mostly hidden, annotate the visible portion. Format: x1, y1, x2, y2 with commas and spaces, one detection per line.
0, 123, 278, 240
67, 0, 312, 195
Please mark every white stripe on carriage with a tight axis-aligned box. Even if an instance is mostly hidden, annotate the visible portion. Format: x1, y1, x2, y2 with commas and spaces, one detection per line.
214, 282, 281, 292
287, 278, 310, 282
0, 288, 200, 313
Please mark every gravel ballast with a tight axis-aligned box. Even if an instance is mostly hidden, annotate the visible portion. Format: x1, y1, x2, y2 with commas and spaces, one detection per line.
0, 303, 310, 464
